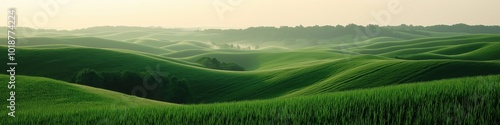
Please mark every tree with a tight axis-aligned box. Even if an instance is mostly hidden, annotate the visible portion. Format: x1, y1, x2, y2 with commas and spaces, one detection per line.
210, 58, 221, 68
75, 69, 104, 88
196, 57, 220, 69
73, 69, 192, 103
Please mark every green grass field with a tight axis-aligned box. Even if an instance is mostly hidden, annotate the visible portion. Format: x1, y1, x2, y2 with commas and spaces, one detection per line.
1, 74, 498, 124
1, 26, 500, 124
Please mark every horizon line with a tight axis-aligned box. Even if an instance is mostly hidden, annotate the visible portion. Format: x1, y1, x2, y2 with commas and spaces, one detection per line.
6, 23, 500, 31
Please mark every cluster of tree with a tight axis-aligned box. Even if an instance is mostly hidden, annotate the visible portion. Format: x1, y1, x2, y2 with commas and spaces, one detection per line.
73, 69, 191, 103
196, 57, 245, 71
387, 23, 500, 34
204, 24, 368, 42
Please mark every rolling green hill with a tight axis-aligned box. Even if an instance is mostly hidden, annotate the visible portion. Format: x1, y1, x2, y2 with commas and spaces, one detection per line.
2, 44, 500, 103
0, 74, 174, 124
162, 49, 213, 58
400, 43, 500, 60
161, 43, 208, 51
2, 36, 173, 54
2, 74, 499, 124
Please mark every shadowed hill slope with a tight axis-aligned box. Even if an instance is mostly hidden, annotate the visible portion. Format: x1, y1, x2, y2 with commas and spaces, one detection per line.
2, 46, 500, 103
2, 37, 173, 54
2, 74, 499, 124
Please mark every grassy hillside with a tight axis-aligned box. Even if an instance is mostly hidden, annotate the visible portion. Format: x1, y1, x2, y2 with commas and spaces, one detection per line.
2, 74, 499, 124
161, 42, 209, 51
1, 26, 499, 124
2, 45, 500, 104
2, 37, 173, 54
0, 75, 174, 124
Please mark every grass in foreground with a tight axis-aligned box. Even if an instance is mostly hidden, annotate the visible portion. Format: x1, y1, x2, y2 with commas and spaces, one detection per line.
1, 75, 499, 124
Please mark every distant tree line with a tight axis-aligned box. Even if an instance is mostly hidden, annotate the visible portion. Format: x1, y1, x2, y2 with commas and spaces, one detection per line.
73, 69, 191, 103
196, 57, 245, 71
203, 24, 500, 43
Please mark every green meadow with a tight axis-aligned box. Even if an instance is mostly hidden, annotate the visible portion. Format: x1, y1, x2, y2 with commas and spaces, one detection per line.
1, 25, 500, 124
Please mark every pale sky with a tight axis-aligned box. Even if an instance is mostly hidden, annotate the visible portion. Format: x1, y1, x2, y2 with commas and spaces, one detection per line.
1, 0, 500, 30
